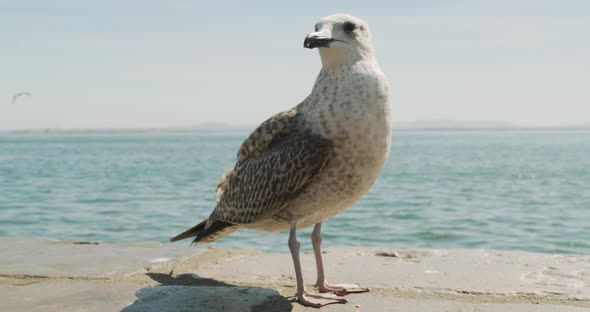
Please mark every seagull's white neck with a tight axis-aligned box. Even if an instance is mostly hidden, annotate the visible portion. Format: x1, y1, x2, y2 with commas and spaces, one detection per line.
318, 47, 375, 69
302, 55, 390, 141
314, 56, 384, 88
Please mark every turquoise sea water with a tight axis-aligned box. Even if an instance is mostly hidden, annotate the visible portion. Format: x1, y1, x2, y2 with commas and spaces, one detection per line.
1, 130, 589, 254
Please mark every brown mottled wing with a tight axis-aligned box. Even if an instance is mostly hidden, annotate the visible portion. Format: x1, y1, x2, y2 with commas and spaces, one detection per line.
214, 109, 303, 204
236, 109, 306, 162
209, 111, 333, 224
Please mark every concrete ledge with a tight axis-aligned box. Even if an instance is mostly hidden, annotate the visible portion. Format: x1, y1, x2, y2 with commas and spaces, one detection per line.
1, 238, 589, 311
0, 237, 199, 278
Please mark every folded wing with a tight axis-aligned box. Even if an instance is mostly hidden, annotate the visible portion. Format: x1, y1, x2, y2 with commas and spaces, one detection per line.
211, 109, 333, 225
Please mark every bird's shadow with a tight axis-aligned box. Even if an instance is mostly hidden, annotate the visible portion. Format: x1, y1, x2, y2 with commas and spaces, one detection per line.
121, 272, 293, 312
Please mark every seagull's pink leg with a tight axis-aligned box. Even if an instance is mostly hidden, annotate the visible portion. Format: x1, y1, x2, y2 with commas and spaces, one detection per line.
311, 223, 370, 295
288, 221, 347, 307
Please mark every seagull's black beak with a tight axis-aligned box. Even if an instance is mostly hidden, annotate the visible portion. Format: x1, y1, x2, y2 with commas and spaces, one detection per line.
304, 34, 334, 49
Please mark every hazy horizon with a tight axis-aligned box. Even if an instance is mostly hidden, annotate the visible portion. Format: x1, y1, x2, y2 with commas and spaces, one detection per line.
2, 1, 590, 130
2, 118, 590, 133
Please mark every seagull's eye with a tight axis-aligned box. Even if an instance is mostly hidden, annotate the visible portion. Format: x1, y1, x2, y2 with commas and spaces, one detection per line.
343, 21, 356, 33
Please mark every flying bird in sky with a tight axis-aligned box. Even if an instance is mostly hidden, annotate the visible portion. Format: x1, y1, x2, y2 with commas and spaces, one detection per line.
12, 91, 32, 104
171, 14, 391, 308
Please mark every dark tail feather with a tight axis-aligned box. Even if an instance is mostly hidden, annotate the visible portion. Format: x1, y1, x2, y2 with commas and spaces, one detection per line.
170, 220, 234, 244
170, 220, 207, 242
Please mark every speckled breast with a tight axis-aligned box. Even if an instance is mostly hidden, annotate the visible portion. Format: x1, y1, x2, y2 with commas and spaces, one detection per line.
287, 111, 391, 229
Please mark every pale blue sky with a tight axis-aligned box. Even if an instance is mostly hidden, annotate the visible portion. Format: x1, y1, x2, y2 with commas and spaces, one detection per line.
1, 0, 589, 130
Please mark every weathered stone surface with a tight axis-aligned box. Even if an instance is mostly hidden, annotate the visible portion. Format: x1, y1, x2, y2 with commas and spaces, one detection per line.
1, 238, 588, 312
122, 286, 291, 312
294, 297, 590, 312
0, 237, 199, 278
3, 283, 589, 312
0, 284, 138, 312
195, 247, 590, 300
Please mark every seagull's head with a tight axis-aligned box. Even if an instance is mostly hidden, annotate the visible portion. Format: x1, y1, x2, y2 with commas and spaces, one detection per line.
304, 14, 374, 67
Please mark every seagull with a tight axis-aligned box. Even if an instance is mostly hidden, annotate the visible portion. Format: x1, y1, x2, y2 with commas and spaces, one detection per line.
12, 91, 32, 104
171, 14, 391, 308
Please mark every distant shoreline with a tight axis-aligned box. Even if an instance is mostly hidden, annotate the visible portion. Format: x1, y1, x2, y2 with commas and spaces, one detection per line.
2, 119, 590, 134
394, 127, 590, 131
1, 126, 590, 135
